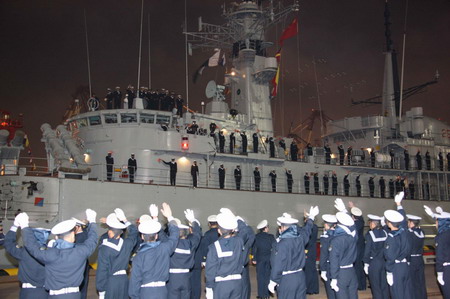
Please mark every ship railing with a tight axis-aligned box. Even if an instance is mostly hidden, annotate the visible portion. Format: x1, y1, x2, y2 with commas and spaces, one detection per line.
82, 163, 449, 201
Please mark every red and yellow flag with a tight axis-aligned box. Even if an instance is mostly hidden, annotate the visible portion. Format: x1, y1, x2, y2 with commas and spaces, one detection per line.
271, 49, 282, 97
279, 18, 298, 46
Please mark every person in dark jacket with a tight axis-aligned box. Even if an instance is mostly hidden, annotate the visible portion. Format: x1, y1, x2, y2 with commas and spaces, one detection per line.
304, 173, 310, 194
4, 221, 48, 299
338, 145, 345, 165
416, 150, 422, 170
161, 158, 177, 186
268, 207, 319, 299
324, 144, 331, 164
291, 141, 299, 161
175, 95, 184, 117
350, 204, 366, 291
390, 148, 395, 169
269, 170, 277, 192
313, 173, 320, 194
106, 152, 114, 181
319, 214, 337, 299
234, 165, 242, 190
105, 88, 114, 109
323, 173, 329, 195
229, 132, 236, 154
425, 151, 431, 170
286, 169, 293, 193
126, 85, 136, 109
253, 133, 259, 153
218, 165, 226, 189
347, 146, 353, 165
219, 131, 225, 153
379, 176, 386, 198
370, 149, 376, 167
269, 137, 275, 158
191, 161, 199, 188
15, 209, 98, 299
112, 86, 122, 109
240, 132, 248, 154
368, 177, 375, 197
252, 220, 276, 299
128, 154, 137, 183
332, 173, 338, 195
305, 221, 319, 294
254, 167, 261, 191
306, 143, 313, 156
343, 174, 350, 196
389, 179, 395, 198
355, 175, 361, 197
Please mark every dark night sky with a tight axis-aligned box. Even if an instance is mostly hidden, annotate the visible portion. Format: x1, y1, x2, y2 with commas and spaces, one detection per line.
1, 0, 449, 158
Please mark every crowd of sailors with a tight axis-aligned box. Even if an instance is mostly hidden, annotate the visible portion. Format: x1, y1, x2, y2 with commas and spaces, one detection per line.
1, 193, 449, 299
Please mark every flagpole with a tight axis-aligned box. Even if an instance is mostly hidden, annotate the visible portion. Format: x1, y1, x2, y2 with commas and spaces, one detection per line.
148, 13, 151, 89
184, 0, 189, 111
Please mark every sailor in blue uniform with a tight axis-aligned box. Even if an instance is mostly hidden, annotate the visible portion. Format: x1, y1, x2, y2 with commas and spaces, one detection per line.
239, 215, 256, 299
4, 216, 49, 299
305, 220, 319, 294
16, 209, 98, 299
328, 211, 358, 299
424, 206, 450, 298
167, 210, 201, 299
383, 193, 412, 299
363, 214, 389, 299
268, 207, 319, 299
252, 220, 276, 299
96, 209, 139, 299
205, 208, 248, 299
129, 202, 180, 299
319, 214, 337, 299
404, 213, 427, 299
349, 204, 366, 291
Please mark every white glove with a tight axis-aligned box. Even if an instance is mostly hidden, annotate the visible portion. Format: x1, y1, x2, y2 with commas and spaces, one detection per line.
437, 272, 445, 286
381, 216, 386, 227
201, 262, 206, 268
436, 206, 443, 214
16, 212, 29, 228
320, 271, 327, 281
184, 209, 196, 223
334, 198, 347, 213
86, 209, 97, 223
364, 263, 369, 275
330, 279, 339, 292
13, 214, 21, 227
424, 205, 435, 218
99, 291, 105, 299
308, 206, 319, 221
394, 191, 404, 204
386, 272, 394, 286
149, 204, 159, 217
114, 208, 126, 222
206, 287, 213, 299
268, 280, 277, 293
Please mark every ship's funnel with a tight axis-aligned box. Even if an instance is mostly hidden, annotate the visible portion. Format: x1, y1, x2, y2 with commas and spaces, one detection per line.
11, 130, 25, 147
0, 130, 9, 146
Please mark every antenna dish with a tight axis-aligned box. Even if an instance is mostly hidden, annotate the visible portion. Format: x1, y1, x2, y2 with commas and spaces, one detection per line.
205, 81, 217, 98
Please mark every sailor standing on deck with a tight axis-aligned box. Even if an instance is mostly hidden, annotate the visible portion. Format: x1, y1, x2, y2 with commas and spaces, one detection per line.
253, 132, 259, 153
4, 218, 49, 299
16, 209, 98, 299
286, 169, 293, 193
128, 154, 137, 183
416, 150, 422, 170
349, 202, 366, 291
167, 210, 201, 299
205, 208, 248, 299
106, 152, 114, 181
219, 131, 225, 153
304, 172, 310, 194
229, 132, 236, 154
347, 146, 353, 165
252, 220, 276, 299
405, 214, 427, 299
240, 131, 248, 154
291, 140, 299, 161
218, 165, 226, 189
269, 137, 275, 158
338, 145, 345, 165
323, 173, 329, 195
319, 214, 337, 299
254, 167, 261, 191
383, 192, 412, 299
305, 218, 319, 295
356, 175, 361, 197
268, 207, 319, 299
128, 203, 180, 299
332, 173, 338, 196
363, 214, 389, 299
269, 170, 277, 192
161, 158, 177, 186
105, 88, 114, 109
424, 206, 450, 298
368, 177, 375, 197
328, 208, 359, 299
379, 176, 386, 198
425, 151, 431, 170
343, 174, 350, 196
113, 86, 122, 109
96, 209, 139, 299
234, 165, 242, 190
191, 161, 199, 188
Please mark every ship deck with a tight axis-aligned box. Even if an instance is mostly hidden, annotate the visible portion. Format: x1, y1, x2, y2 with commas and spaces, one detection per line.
0, 264, 444, 298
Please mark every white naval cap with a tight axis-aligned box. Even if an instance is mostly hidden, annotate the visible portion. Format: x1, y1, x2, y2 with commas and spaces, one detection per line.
336, 212, 355, 226
384, 210, 404, 223
322, 214, 337, 224
257, 219, 268, 230
139, 220, 162, 234
139, 214, 152, 223
436, 212, 450, 219
71, 217, 85, 226
106, 213, 127, 229
351, 207, 363, 217
207, 215, 218, 222
51, 219, 77, 235
173, 218, 190, 230
217, 211, 238, 230
406, 214, 422, 221
367, 214, 383, 221
277, 213, 298, 225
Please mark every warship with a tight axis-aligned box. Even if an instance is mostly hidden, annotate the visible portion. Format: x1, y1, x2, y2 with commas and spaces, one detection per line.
0, 0, 449, 268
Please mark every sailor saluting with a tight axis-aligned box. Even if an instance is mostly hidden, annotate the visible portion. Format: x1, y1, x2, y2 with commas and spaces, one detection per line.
424, 205, 450, 298
128, 203, 180, 299
268, 206, 319, 299
4, 221, 50, 299
96, 208, 139, 299
14, 209, 98, 298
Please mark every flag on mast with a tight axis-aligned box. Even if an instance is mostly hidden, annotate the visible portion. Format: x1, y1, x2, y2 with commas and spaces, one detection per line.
193, 49, 226, 83
271, 49, 282, 97
279, 18, 298, 46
